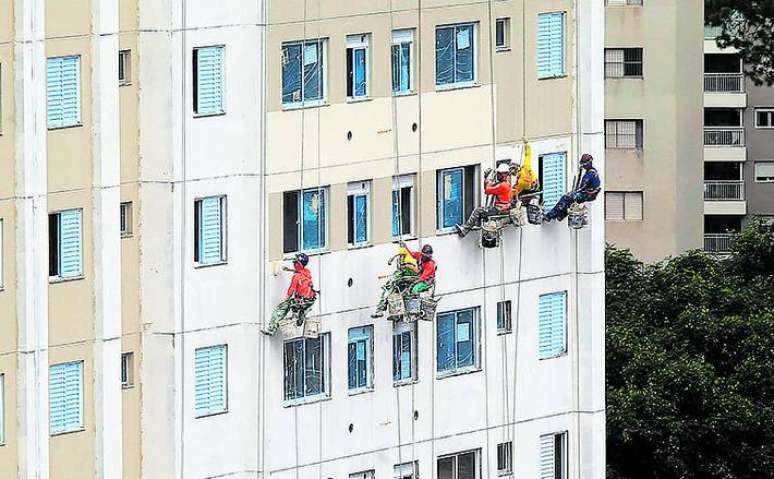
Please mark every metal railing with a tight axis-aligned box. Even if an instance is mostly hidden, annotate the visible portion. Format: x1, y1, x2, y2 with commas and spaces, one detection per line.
704, 233, 734, 253
704, 128, 745, 146
704, 73, 744, 93
704, 180, 745, 200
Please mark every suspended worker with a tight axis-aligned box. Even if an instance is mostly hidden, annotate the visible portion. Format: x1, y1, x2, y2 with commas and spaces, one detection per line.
543, 153, 601, 223
512, 142, 539, 200
265, 253, 317, 335
371, 242, 436, 318
455, 163, 512, 238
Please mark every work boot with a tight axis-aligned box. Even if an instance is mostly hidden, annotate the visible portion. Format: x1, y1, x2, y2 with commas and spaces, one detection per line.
370, 311, 384, 318
261, 328, 274, 336
455, 224, 469, 237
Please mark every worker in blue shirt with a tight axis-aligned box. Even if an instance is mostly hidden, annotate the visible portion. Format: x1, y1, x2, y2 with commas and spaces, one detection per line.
544, 153, 601, 222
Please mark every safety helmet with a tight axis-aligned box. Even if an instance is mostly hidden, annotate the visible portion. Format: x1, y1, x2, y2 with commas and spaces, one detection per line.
496, 163, 510, 174
421, 244, 433, 257
294, 252, 309, 266
580, 153, 593, 167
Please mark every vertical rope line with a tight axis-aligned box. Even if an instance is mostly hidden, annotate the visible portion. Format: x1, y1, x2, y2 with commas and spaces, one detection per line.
573, 3, 583, 477
510, 226, 523, 462
178, 0, 187, 476
258, 0, 268, 473
314, 0, 324, 475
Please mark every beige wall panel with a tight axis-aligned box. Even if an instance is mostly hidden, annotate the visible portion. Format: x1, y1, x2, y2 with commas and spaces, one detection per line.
121, 184, 140, 336
420, 87, 493, 154
329, 183, 347, 251
119, 0, 138, 33
121, 335, 141, 479
268, 193, 283, 261
492, 1, 525, 142
46, 0, 92, 39
47, 191, 95, 347
0, 0, 14, 43
0, 202, 17, 354
418, 169, 437, 237
0, 46, 15, 198
119, 34, 140, 184
46, 38, 93, 193
0, 356, 18, 474
48, 345, 95, 479
371, 176, 393, 244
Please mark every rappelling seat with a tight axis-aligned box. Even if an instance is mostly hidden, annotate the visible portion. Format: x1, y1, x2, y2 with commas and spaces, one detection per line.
387, 284, 439, 323
280, 316, 320, 338
567, 202, 589, 230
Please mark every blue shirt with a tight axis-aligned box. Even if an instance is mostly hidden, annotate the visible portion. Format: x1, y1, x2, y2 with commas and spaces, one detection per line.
578, 167, 601, 192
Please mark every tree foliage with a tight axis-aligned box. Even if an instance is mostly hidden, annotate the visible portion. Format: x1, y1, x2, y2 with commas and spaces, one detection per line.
705, 0, 774, 86
606, 219, 774, 479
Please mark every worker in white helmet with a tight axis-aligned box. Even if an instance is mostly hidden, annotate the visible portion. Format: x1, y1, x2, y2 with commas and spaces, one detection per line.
456, 162, 513, 237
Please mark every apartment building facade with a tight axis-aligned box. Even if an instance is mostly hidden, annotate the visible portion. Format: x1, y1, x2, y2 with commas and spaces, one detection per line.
702, 26, 774, 254
1, 1, 605, 478
603, 0, 704, 262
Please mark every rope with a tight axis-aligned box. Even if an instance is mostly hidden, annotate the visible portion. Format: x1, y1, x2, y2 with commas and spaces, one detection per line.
178, 0, 188, 475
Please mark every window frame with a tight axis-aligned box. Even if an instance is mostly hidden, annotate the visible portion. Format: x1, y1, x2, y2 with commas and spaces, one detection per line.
283, 187, 330, 254
48, 208, 84, 281
394, 461, 419, 479
192, 45, 226, 117
346, 34, 371, 100
120, 201, 133, 237
604, 48, 643, 78
283, 334, 331, 405
347, 325, 375, 394
538, 152, 567, 212
121, 352, 134, 389
435, 22, 479, 90
540, 431, 568, 479
437, 165, 479, 233
537, 12, 566, 80
194, 344, 229, 418
755, 108, 774, 129
49, 360, 84, 435
436, 307, 481, 377
538, 291, 568, 360
495, 18, 511, 51
347, 181, 372, 247
392, 29, 415, 95
437, 448, 482, 479
193, 195, 228, 266
350, 471, 376, 479
497, 441, 513, 476
46, 55, 82, 129
605, 119, 644, 149
118, 49, 132, 86
392, 322, 418, 385
605, 191, 644, 221
496, 300, 512, 335
392, 174, 416, 239
282, 38, 328, 109
754, 161, 774, 183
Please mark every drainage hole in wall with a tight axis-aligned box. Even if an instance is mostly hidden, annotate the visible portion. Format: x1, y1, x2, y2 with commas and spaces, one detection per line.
347, 278, 353, 287
412, 122, 418, 132
347, 131, 353, 141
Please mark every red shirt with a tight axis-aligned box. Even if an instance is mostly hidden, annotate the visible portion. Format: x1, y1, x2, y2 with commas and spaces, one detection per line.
484, 180, 512, 209
287, 263, 315, 299
411, 252, 437, 282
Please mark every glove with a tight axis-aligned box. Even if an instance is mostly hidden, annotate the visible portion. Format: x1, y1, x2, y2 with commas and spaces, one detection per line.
483, 168, 493, 178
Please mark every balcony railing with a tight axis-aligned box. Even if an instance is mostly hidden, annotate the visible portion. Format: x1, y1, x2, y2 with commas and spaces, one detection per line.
704, 73, 744, 93
704, 233, 734, 253
704, 180, 745, 200
704, 128, 745, 146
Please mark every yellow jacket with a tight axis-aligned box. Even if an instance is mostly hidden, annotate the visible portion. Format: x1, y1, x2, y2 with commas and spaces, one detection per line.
513, 143, 539, 197
397, 246, 419, 272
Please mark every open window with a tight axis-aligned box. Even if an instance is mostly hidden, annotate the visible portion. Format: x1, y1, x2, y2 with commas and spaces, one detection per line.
437, 165, 479, 232
348, 326, 374, 393
392, 30, 414, 94
284, 334, 330, 402
282, 39, 326, 106
347, 181, 371, 247
392, 174, 415, 238
347, 34, 370, 99
539, 432, 568, 479
435, 23, 477, 88
283, 188, 328, 254
393, 322, 417, 384
49, 209, 83, 279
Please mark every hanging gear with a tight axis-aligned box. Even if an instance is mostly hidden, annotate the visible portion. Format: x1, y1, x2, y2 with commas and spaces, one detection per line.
373, 242, 439, 322
265, 259, 318, 336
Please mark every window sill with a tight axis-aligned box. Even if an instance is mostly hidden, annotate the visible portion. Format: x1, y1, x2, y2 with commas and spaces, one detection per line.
392, 235, 417, 242
496, 46, 511, 52
436, 366, 481, 380
393, 378, 418, 388
435, 228, 459, 236
346, 96, 372, 104
195, 409, 229, 419
193, 111, 226, 119
755, 127, 774, 130
282, 100, 329, 111
122, 383, 135, 390
496, 329, 512, 336
605, 76, 643, 80
393, 91, 416, 97
348, 387, 374, 397
51, 427, 85, 437
537, 74, 567, 81
282, 249, 330, 261
283, 394, 331, 408
194, 260, 228, 269
47, 123, 83, 131
435, 82, 480, 93
347, 243, 373, 251
119, 81, 132, 87
120, 232, 133, 239
539, 351, 568, 361
49, 275, 85, 284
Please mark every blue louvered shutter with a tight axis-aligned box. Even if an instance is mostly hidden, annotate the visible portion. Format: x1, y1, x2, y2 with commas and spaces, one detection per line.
196, 47, 224, 115
58, 209, 82, 278
194, 345, 227, 416
537, 13, 565, 79
542, 152, 566, 211
49, 362, 83, 434
199, 197, 223, 264
439, 168, 463, 229
47, 56, 81, 128
538, 292, 567, 359
539, 434, 556, 479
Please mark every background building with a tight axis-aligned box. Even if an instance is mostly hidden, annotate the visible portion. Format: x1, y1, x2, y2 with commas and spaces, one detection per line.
603, 0, 704, 262
0, 1, 606, 478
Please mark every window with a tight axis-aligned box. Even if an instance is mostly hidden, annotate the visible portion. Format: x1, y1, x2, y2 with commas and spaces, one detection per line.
537, 12, 565, 79
194, 345, 227, 417
437, 165, 478, 231
121, 352, 134, 388
605, 120, 643, 149
48, 209, 83, 279
539, 432, 567, 479
47, 56, 81, 128
348, 326, 374, 392
538, 292, 567, 359
394, 462, 418, 479
438, 449, 480, 479
755, 108, 774, 129
437, 308, 479, 375
497, 442, 513, 476
193, 46, 225, 116
704, 108, 743, 127
605, 192, 643, 221
392, 174, 415, 238
351, 471, 375, 479
118, 49, 131, 85
346, 34, 370, 99
497, 300, 512, 334
436, 23, 477, 88
392, 29, 414, 94
539, 152, 566, 211
282, 39, 326, 106
393, 322, 417, 383
120, 202, 132, 237
283, 188, 328, 253
604, 48, 643, 77
284, 334, 330, 401
0, 374, 4, 445
496, 18, 510, 50
194, 196, 227, 265
606, 0, 643, 5
348, 181, 371, 246
49, 361, 83, 434
754, 162, 774, 182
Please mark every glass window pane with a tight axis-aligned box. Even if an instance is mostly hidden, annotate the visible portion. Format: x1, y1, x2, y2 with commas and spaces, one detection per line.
456, 310, 474, 368
392, 190, 401, 237
348, 342, 357, 389
438, 456, 455, 479
400, 331, 412, 379
435, 27, 454, 85
282, 44, 302, 104
354, 48, 367, 97
302, 189, 325, 250
455, 25, 474, 82
440, 169, 464, 228
303, 42, 323, 101
392, 45, 401, 92
304, 337, 322, 396
437, 313, 456, 372
457, 452, 476, 479
355, 194, 367, 243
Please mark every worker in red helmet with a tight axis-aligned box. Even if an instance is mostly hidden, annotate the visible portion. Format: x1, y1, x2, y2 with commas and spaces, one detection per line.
265, 253, 317, 335
371, 242, 436, 318
456, 162, 513, 237
410, 243, 437, 295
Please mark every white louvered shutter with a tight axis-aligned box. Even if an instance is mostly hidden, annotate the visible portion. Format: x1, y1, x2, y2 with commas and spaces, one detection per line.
605, 193, 624, 220
605, 49, 624, 77
49, 362, 83, 434
58, 209, 82, 278
195, 345, 227, 417
199, 197, 224, 264
537, 13, 565, 78
542, 152, 566, 210
47, 56, 81, 128
538, 292, 567, 359
624, 192, 643, 220
196, 47, 224, 115
539, 434, 556, 479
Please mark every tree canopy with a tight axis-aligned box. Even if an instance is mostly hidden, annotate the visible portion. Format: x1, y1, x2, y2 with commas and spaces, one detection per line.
606, 219, 774, 478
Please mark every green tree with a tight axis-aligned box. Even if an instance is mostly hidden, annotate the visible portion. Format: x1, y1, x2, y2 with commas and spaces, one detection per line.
606, 219, 774, 479
705, 1, 774, 86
